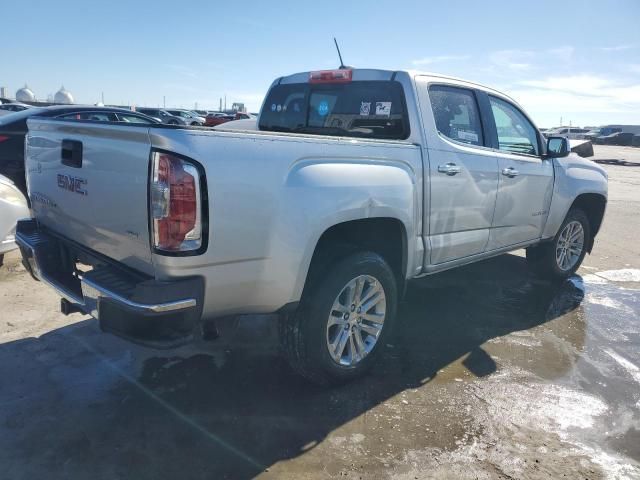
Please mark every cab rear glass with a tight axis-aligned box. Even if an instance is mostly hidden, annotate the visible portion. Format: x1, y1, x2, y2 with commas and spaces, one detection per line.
259, 80, 410, 140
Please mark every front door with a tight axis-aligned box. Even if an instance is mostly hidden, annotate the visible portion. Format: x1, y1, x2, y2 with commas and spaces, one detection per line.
485, 95, 554, 250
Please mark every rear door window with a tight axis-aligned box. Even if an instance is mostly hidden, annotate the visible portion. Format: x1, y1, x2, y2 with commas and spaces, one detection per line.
428, 85, 484, 147
259, 80, 409, 140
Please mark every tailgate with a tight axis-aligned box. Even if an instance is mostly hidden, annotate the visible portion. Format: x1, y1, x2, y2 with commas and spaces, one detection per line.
26, 119, 154, 275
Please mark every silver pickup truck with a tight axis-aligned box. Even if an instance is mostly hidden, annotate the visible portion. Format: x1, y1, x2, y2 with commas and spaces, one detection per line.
17, 68, 607, 384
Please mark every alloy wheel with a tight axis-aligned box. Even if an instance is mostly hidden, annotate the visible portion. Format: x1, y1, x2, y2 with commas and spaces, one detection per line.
326, 275, 386, 366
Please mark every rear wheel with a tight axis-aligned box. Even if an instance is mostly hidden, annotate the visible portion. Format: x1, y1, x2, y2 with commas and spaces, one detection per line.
0, 254, 4, 268
527, 208, 591, 280
280, 251, 397, 385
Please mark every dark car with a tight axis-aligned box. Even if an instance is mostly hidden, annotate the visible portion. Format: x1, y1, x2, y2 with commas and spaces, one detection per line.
0, 103, 32, 115
585, 127, 623, 142
0, 106, 159, 195
596, 132, 634, 146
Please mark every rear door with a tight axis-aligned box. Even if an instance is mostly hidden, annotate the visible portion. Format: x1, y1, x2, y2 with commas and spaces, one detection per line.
26, 119, 154, 275
416, 79, 499, 265
483, 95, 553, 250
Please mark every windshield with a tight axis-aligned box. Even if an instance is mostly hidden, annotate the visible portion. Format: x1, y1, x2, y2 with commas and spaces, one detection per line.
259, 80, 409, 140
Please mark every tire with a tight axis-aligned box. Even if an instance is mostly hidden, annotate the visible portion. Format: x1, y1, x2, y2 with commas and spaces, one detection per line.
280, 251, 398, 385
0, 254, 4, 268
526, 208, 591, 280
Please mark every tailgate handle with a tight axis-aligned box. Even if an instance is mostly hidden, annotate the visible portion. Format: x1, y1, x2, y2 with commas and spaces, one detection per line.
61, 139, 83, 168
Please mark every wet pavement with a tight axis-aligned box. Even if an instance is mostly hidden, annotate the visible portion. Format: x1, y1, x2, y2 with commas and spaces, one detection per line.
1, 151, 639, 479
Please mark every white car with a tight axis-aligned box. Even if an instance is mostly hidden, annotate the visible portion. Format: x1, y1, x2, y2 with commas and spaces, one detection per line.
0, 175, 29, 266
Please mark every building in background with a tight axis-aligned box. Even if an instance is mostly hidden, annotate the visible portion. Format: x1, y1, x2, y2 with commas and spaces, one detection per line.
53, 86, 74, 104
16, 85, 36, 103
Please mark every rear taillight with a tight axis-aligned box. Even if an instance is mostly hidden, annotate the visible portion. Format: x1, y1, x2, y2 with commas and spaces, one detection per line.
309, 69, 352, 84
0, 135, 10, 142
150, 151, 203, 253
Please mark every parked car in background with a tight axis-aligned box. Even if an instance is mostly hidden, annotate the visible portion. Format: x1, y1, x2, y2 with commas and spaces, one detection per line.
205, 111, 253, 127
596, 132, 634, 146
214, 118, 257, 130
193, 110, 209, 117
544, 127, 591, 139
0, 174, 29, 267
0, 103, 32, 117
584, 127, 623, 142
0, 106, 159, 195
165, 109, 205, 126
136, 108, 184, 125
18, 68, 607, 385
205, 113, 234, 126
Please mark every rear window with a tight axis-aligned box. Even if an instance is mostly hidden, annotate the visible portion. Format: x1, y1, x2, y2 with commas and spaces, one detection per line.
259, 80, 409, 140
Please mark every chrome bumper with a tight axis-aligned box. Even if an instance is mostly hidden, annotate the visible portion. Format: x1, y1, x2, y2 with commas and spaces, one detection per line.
16, 219, 203, 348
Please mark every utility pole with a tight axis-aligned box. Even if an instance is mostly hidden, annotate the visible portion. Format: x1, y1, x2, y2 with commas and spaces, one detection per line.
219, 97, 222, 111
224, 95, 227, 112
101, 91, 104, 104
560, 116, 563, 127
163, 96, 166, 108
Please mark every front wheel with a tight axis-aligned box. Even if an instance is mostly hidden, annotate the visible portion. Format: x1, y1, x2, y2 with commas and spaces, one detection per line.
280, 251, 397, 385
527, 208, 591, 280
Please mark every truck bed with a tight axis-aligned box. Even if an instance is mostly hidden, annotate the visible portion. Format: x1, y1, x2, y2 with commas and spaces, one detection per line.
26, 118, 423, 317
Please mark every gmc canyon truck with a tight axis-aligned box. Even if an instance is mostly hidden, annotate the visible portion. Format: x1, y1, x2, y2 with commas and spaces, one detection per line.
17, 68, 607, 384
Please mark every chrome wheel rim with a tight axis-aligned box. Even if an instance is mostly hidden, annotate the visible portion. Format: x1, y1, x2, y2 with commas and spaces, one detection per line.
556, 220, 585, 271
326, 275, 386, 367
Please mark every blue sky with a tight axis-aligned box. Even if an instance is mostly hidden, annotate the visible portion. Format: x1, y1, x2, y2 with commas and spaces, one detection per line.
2, 0, 639, 127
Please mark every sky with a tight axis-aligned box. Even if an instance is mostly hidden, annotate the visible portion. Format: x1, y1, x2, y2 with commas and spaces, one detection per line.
2, 0, 639, 127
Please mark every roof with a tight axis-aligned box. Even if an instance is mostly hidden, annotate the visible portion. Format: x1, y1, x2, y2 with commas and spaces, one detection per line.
276, 68, 519, 105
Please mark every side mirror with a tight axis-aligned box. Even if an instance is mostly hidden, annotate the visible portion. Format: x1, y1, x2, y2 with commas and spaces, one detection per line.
546, 136, 570, 158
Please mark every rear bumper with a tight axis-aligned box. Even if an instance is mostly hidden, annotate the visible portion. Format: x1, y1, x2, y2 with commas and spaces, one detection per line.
16, 219, 204, 348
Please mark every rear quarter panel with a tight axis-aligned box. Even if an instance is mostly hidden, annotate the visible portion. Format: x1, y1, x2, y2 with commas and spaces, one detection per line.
149, 129, 422, 318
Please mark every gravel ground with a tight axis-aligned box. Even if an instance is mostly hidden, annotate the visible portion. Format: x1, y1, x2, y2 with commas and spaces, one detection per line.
0, 145, 639, 479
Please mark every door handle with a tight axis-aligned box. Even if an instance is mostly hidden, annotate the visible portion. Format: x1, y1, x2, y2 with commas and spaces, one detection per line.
502, 167, 519, 178
437, 163, 461, 176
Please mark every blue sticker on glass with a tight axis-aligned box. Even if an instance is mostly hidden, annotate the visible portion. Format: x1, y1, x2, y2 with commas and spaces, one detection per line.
271, 103, 277, 112
317, 100, 329, 116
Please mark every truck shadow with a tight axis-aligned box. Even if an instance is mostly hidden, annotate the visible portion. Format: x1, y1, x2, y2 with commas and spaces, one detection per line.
0, 253, 587, 479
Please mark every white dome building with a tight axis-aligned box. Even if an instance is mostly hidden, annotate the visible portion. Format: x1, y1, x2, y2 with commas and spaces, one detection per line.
54, 86, 74, 104
16, 85, 35, 103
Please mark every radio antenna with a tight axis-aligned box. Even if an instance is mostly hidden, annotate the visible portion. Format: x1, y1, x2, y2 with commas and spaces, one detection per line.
334, 37, 346, 69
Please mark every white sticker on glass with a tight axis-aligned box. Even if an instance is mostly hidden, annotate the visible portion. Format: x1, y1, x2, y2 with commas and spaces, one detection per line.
375, 101, 392, 116
457, 130, 479, 143
360, 102, 371, 116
